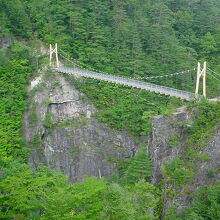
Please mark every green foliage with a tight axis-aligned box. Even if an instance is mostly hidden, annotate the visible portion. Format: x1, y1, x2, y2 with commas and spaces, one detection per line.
179, 182, 220, 220
117, 147, 152, 185
28, 106, 38, 126
71, 146, 81, 159
101, 180, 160, 220
130, 179, 160, 219
161, 158, 193, 187
188, 101, 220, 137
53, 117, 88, 130
197, 154, 210, 162
1, 0, 220, 95
42, 112, 53, 129
167, 134, 181, 148
43, 98, 52, 106
207, 168, 216, 178
67, 77, 185, 136
0, 0, 32, 37
41, 177, 107, 220
100, 183, 136, 220
29, 133, 42, 150
0, 42, 33, 160
1, 1, 220, 219
185, 100, 220, 159
0, 158, 67, 219
0, 158, 159, 220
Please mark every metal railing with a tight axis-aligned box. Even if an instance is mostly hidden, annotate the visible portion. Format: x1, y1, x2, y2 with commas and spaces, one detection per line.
55, 66, 195, 100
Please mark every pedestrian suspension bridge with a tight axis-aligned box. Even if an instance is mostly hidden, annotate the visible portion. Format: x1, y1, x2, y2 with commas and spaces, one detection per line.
50, 44, 220, 101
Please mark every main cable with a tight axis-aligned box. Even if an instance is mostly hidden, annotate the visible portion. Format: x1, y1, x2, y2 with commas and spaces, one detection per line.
59, 49, 195, 80
207, 71, 220, 82
207, 67, 220, 79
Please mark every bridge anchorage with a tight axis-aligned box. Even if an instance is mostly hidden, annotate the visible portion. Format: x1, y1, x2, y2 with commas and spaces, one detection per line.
49, 43, 218, 101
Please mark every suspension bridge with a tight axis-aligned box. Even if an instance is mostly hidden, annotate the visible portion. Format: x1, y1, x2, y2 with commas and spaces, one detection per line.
50, 44, 219, 101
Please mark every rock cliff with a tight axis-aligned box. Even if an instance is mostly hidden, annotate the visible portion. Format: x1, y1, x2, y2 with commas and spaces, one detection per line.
149, 107, 220, 213
149, 107, 190, 184
0, 36, 12, 49
24, 71, 142, 182
24, 69, 220, 214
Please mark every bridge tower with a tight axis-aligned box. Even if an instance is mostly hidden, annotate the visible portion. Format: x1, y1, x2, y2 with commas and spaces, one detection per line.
195, 61, 207, 98
49, 43, 59, 67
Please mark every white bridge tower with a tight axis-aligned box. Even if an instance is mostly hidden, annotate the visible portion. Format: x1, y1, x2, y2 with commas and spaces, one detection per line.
195, 61, 207, 98
49, 43, 59, 67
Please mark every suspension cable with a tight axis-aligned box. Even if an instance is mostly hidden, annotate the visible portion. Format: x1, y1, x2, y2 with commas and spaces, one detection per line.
59, 49, 195, 82
207, 67, 220, 78
133, 69, 195, 80
207, 71, 220, 82
65, 76, 163, 103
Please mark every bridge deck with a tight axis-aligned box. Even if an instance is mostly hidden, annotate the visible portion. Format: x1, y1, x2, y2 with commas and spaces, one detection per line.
55, 66, 194, 100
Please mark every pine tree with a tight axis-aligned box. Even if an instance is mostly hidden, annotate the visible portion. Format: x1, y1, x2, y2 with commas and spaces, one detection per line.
124, 147, 152, 184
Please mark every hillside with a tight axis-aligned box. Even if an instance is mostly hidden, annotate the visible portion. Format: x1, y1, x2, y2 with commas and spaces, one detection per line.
1, 0, 220, 219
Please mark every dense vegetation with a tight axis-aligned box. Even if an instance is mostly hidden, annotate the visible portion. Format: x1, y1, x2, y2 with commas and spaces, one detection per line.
1, 0, 220, 136
1, 161, 159, 219
0, 0, 220, 219
180, 182, 220, 220
66, 76, 185, 135
160, 100, 220, 219
0, 43, 157, 219
0, 43, 33, 159
1, 0, 220, 71
2, 0, 220, 72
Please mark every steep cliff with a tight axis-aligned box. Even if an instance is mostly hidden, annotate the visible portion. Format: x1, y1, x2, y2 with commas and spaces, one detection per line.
0, 37, 12, 49
24, 71, 142, 182
149, 107, 190, 185
149, 106, 220, 214
23, 68, 220, 216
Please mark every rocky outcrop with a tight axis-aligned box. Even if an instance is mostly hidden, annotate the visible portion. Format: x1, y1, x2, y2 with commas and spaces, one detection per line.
24, 69, 220, 214
0, 37, 12, 49
148, 107, 190, 184
194, 125, 220, 186
148, 107, 220, 213
24, 72, 142, 182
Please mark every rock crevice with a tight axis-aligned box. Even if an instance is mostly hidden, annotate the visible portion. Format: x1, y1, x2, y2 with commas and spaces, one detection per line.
149, 107, 220, 212
24, 73, 142, 182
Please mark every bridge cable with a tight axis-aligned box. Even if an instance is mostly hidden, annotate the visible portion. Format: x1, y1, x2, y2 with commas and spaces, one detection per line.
207, 71, 220, 82
59, 50, 195, 82
133, 68, 196, 80
59, 52, 109, 75
207, 67, 220, 78
64, 73, 156, 102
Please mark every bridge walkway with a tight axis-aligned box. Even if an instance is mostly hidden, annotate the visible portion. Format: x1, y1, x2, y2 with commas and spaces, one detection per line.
55, 66, 194, 100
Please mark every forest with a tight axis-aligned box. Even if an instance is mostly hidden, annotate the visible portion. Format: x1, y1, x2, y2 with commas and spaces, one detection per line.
0, 0, 220, 219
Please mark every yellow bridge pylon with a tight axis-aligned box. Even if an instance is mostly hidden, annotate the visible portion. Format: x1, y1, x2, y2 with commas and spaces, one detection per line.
195, 62, 207, 98
49, 43, 59, 67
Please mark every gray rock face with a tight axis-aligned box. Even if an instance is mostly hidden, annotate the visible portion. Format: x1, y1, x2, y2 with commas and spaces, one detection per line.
194, 125, 220, 185
0, 37, 12, 49
24, 73, 141, 182
149, 107, 190, 184
148, 107, 220, 213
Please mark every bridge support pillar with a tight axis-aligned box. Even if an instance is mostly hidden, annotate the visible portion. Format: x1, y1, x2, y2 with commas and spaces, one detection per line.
195, 61, 207, 99
49, 43, 59, 68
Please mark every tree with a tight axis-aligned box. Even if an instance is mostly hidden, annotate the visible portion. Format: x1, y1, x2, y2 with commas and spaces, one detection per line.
100, 183, 137, 220
117, 147, 152, 185
41, 177, 107, 219
0, 161, 67, 219
180, 182, 220, 220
